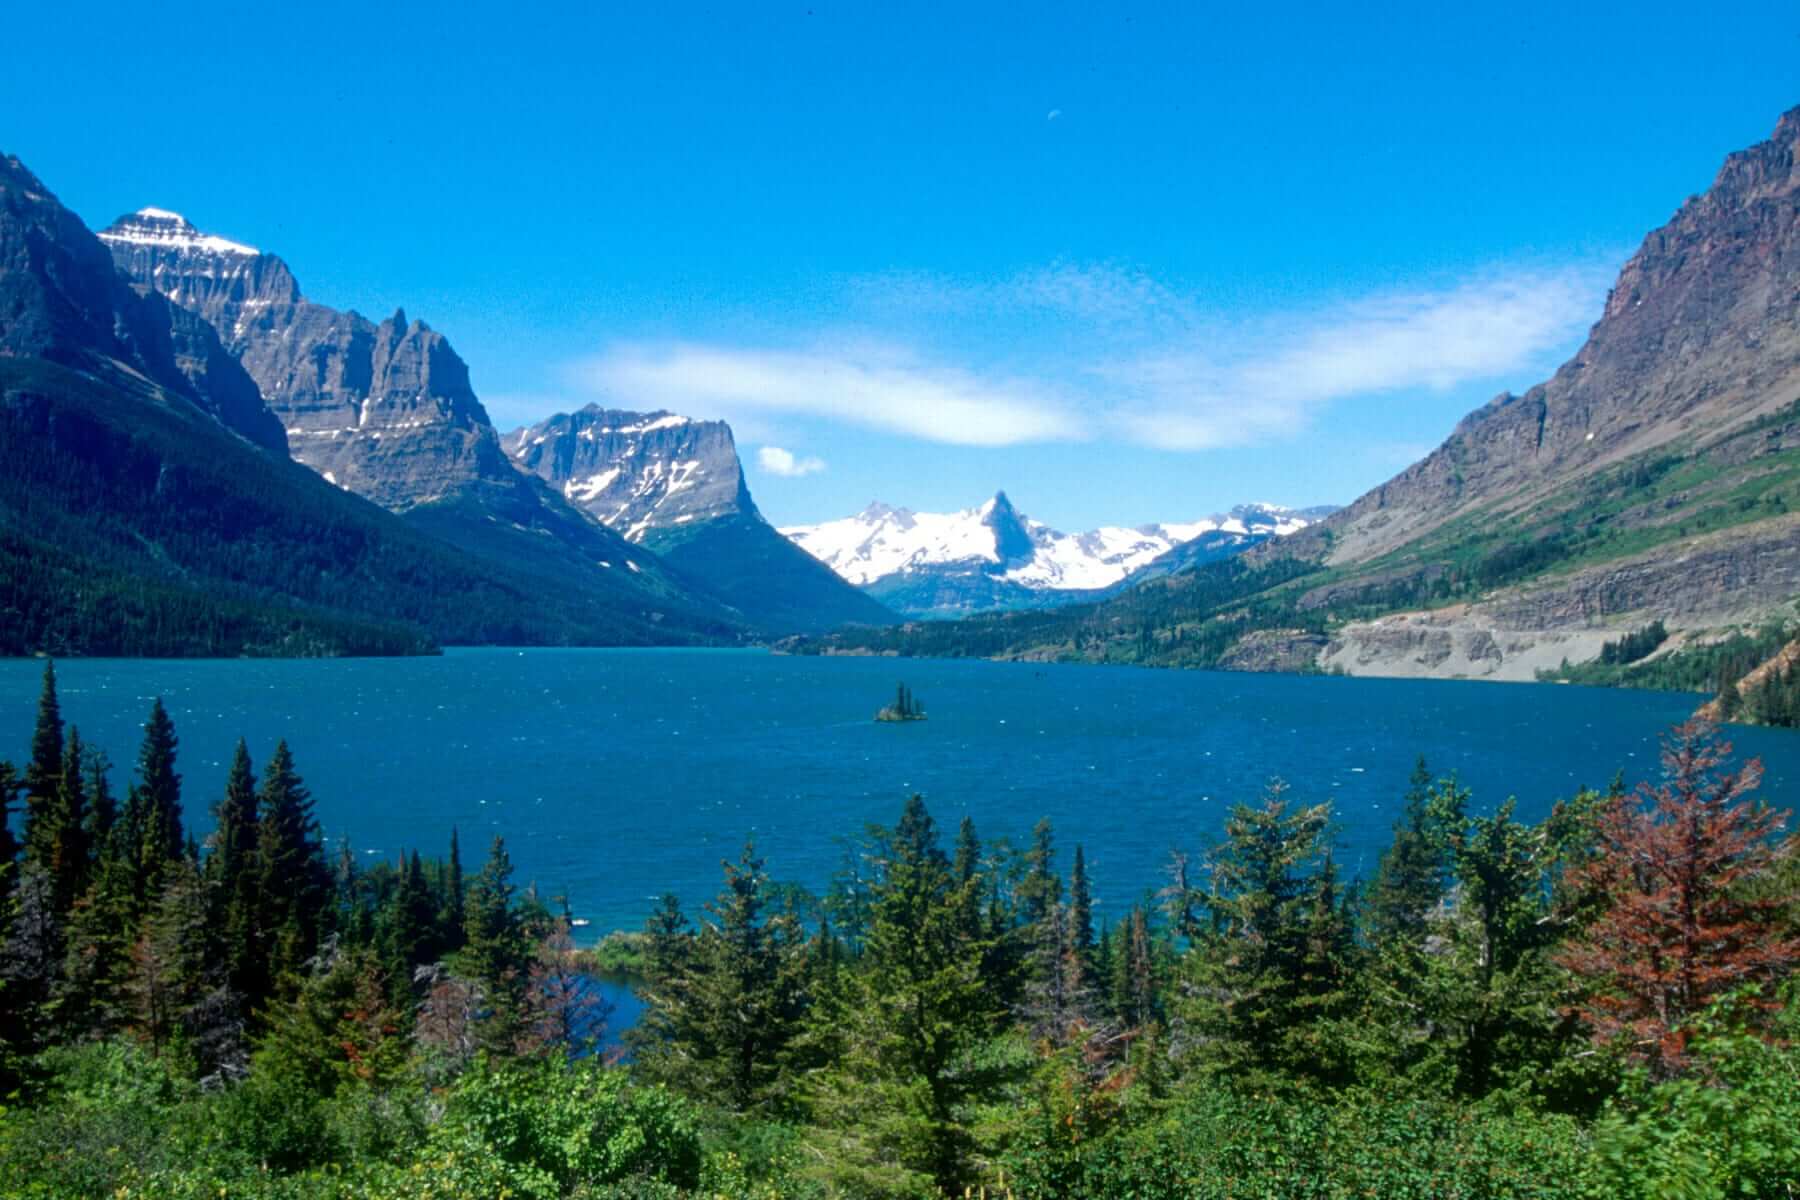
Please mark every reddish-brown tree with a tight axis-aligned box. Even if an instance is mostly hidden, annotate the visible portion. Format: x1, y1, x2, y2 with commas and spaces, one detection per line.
1557, 721, 1800, 1072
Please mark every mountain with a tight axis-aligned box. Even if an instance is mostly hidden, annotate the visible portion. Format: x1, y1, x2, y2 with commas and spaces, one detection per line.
98, 207, 743, 642
0, 153, 739, 655
794, 106, 1800, 679
506, 405, 895, 632
782, 493, 1325, 617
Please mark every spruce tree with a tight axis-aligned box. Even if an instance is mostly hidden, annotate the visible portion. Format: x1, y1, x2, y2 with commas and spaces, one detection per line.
24, 660, 63, 811
1366, 757, 1452, 948
638, 841, 808, 1112
811, 795, 1000, 1195
1066, 843, 1095, 991
442, 826, 466, 951
1020, 817, 1060, 926
254, 740, 330, 998
462, 836, 533, 1047
131, 698, 183, 906
210, 740, 260, 1001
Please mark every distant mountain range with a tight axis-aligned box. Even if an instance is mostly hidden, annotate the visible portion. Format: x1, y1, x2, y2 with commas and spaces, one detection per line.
795, 105, 1800, 680
782, 493, 1331, 617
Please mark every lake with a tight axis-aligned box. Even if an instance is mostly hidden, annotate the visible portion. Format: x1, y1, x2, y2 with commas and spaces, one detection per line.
3, 649, 1796, 937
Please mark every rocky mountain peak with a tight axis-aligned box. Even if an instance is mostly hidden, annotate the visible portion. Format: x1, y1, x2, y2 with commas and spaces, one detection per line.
100, 207, 260, 257
0, 154, 287, 453
506, 406, 749, 542
981, 490, 1035, 563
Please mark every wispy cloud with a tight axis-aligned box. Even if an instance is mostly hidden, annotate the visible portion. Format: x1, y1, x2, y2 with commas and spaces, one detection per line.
581, 342, 1082, 447
1096, 264, 1611, 449
757, 446, 827, 477
568, 259, 1614, 453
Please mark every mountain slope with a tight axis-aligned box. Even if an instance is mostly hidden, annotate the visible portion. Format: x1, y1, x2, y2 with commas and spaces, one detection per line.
507, 406, 895, 632
795, 105, 1800, 678
783, 493, 1323, 618
0, 154, 738, 654
98, 207, 742, 641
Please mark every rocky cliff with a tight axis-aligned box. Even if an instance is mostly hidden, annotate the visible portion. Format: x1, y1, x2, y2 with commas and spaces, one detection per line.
101, 210, 510, 507
508, 405, 895, 632
1301, 106, 1800, 569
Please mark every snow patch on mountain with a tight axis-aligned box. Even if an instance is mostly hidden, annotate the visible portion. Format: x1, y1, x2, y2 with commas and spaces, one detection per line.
783, 493, 1320, 592
98, 208, 259, 257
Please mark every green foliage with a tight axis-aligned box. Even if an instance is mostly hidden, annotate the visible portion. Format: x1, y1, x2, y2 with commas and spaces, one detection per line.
1000, 1086, 1595, 1199
1587, 989, 1800, 1199
428, 1056, 703, 1199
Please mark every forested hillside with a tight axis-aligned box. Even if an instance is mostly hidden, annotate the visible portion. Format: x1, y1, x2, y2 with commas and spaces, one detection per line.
2, 662, 1797, 1197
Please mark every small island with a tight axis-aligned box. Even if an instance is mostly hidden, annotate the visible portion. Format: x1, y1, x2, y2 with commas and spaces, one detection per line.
875, 681, 927, 722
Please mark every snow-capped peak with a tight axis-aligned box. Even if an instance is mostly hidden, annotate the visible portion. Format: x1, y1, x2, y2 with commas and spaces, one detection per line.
98, 208, 259, 257
782, 493, 1325, 591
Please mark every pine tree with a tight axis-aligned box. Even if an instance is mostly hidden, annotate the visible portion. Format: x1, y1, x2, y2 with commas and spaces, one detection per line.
1367, 756, 1452, 948
23, 660, 63, 812
0, 864, 64, 1064
254, 740, 330, 1000
441, 826, 466, 952
210, 740, 260, 1001
378, 850, 437, 1003
1183, 781, 1347, 1083
130, 698, 183, 907
462, 836, 533, 1048
1557, 722, 1800, 1072
638, 841, 808, 1111
810, 795, 1001, 1195
130, 857, 243, 1078
1066, 843, 1095, 993
1020, 817, 1060, 927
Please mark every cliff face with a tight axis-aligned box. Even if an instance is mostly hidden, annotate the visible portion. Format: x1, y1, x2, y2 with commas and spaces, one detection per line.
508, 408, 752, 539
1306, 106, 1800, 568
101, 211, 506, 507
508, 405, 896, 632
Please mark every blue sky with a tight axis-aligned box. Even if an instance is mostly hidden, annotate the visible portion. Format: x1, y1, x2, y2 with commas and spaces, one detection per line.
5, 2, 1797, 529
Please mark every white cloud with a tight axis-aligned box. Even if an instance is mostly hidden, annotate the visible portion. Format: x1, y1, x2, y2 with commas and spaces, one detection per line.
566, 259, 1614, 453
581, 342, 1084, 448
1093, 263, 1613, 450
757, 446, 827, 477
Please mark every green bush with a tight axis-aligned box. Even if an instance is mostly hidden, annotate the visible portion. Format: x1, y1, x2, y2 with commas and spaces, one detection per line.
426, 1056, 703, 1199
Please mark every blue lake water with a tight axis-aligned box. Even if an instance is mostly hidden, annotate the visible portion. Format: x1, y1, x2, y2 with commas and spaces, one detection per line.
3, 649, 1796, 936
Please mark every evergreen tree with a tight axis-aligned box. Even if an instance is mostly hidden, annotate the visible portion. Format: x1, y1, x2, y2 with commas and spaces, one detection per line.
1182, 782, 1350, 1084
379, 850, 437, 1003
1066, 843, 1095, 992
462, 836, 533, 1048
1020, 816, 1061, 927
811, 795, 1001, 1195
23, 660, 63, 812
0, 864, 64, 1066
210, 740, 261, 1001
638, 841, 808, 1112
129, 698, 183, 907
254, 740, 330, 1000
1366, 756, 1452, 948
130, 857, 243, 1078
441, 826, 466, 951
